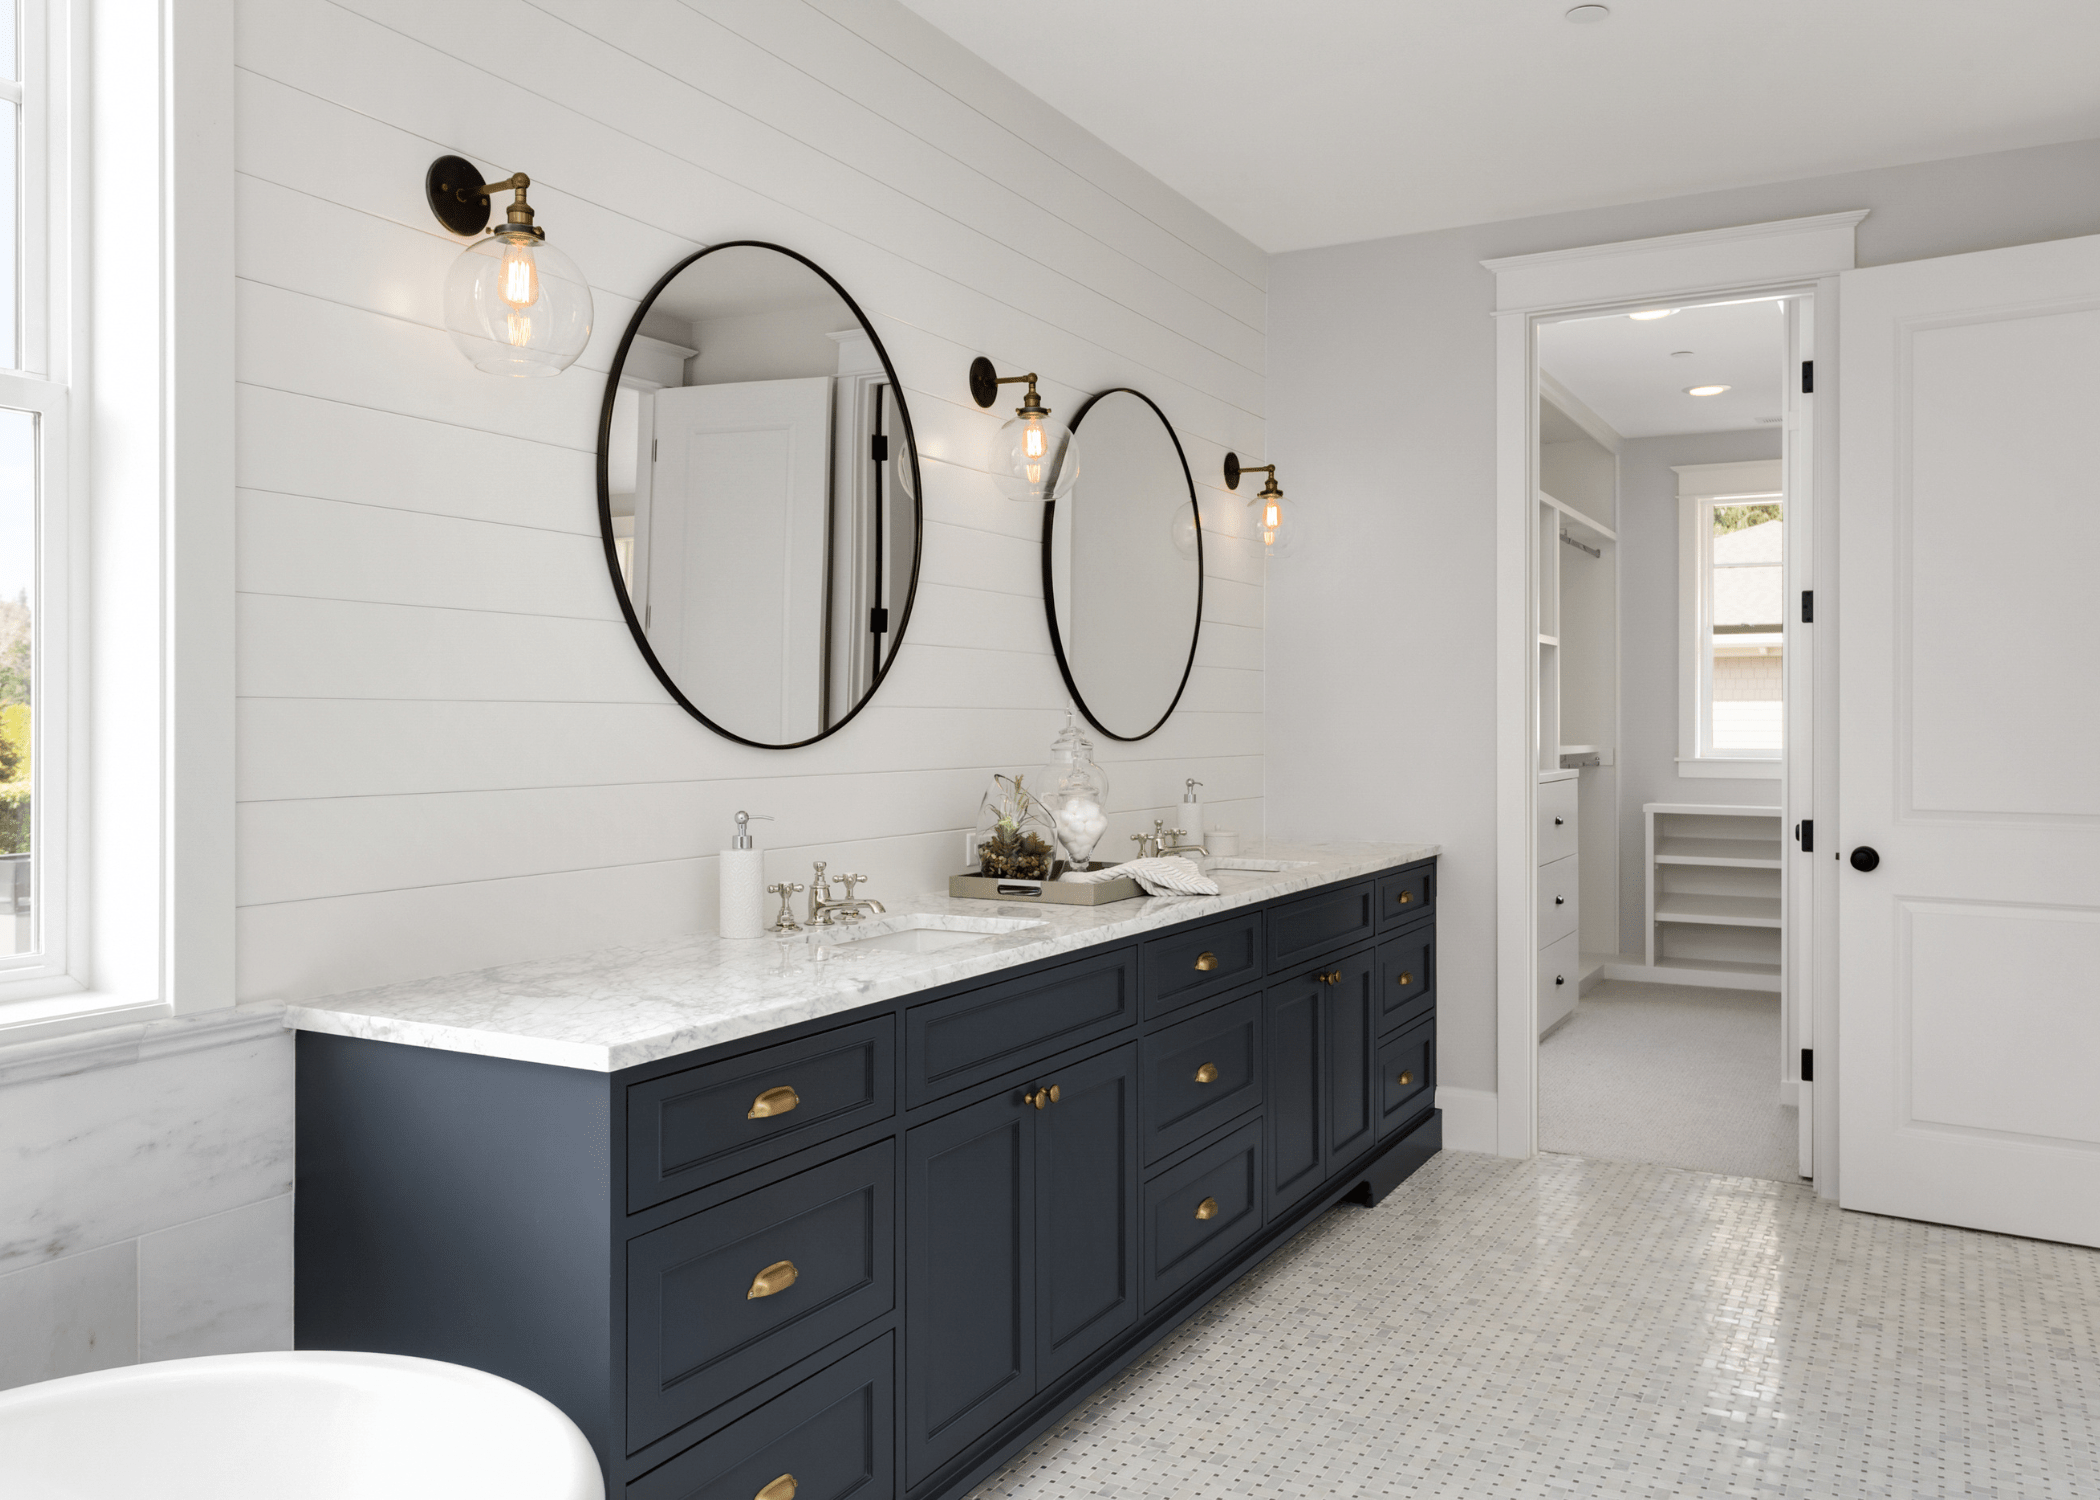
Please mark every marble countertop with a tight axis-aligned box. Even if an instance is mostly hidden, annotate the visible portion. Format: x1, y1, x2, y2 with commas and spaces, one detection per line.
283, 841, 1438, 1073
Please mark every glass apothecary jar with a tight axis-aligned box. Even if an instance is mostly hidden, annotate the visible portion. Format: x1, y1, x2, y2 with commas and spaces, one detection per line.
1038, 710, 1112, 870
974, 773, 1059, 880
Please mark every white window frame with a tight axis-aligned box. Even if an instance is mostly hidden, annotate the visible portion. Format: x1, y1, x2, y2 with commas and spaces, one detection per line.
1675, 459, 1783, 780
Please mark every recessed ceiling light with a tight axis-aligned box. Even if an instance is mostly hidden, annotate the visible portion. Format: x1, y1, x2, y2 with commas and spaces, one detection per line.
1685, 385, 1730, 397
1565, 4, 1611, 21
1627, 307, 1674, 320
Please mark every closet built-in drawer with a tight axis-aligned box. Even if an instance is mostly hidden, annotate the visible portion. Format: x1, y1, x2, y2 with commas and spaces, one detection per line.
1142, 1118, 1263, 1311
1377, 1019, 1436, 1139
1375, 864, 1435, 932
1141, 993, 1262, 1165
1376, 923, 1436, 1035
1141, 910, 1262, 1019
627, 1017, 895, 1213
1267, 880, 1375, 972
628, 1333, 894, 1500
905, 946, 1135, 1106
626, 1141, 894, 1451
1537, 854, 1579, 949
1538, 932, 1580, 1037
1538, 778, 1578, 864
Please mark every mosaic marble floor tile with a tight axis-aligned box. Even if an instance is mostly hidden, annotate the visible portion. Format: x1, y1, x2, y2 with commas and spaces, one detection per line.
968, 1152, 2100, 1499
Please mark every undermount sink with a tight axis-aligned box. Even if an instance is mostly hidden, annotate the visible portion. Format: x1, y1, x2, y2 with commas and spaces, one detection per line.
1206, 857, 1316, 873
820, 914, 1045, 954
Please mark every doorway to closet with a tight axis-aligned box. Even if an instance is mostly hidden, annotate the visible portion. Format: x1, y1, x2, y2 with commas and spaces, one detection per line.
1529, 292, 1808, 1184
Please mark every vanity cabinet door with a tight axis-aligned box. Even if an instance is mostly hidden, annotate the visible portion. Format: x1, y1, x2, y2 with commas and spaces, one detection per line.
1263, 974, 1326, 1218
1324, 949, 1378, 1170
1034, 1043, 1140, 1387
903, 1091, 1036, 1488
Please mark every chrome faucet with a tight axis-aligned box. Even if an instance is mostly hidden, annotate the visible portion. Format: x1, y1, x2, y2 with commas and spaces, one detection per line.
807, 862, 887, 926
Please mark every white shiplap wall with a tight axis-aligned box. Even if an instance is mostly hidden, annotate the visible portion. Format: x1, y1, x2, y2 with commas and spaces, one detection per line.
233, 0, 1266, 1002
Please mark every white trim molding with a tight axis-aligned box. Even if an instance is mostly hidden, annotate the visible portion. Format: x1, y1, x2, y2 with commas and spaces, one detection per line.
1482, 210, 1869, 315
1434, 1085, 1499, 1155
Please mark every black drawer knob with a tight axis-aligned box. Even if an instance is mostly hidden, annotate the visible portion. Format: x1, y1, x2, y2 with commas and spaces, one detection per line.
1554, 816, 1564, 826
1555, 974, 1566, 986
1850, 846, 1880, 872
1554, 895, 1565, 905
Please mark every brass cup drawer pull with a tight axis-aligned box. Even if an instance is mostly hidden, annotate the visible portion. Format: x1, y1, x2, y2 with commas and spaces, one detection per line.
746, 1260, 799, 1300
1397, 1070, 1414, 1086
1028, 1084, 1062, 1109
1194, 1062, 1219, 1085
1397, 890, 1415, 905
1193, 951, 1219, 972
747, 1085, 801, 1120
1396, 971, 1413, 987
1195, 1196, 1219, 1221
755, 1476, 797, 1500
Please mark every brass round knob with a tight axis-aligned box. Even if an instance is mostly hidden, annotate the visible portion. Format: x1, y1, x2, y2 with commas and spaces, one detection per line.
1195, 1062, 1219, 1084
1398, 1070, 1414, 1086
1048, 1084, 1060, 1103
1195, 1196, 1219, 1221
1029, 1087, 1048, 1109
1396, 971, 1413, 986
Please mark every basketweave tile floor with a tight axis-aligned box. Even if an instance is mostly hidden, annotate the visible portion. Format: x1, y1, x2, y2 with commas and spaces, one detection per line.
967, 1152, 2100, 1499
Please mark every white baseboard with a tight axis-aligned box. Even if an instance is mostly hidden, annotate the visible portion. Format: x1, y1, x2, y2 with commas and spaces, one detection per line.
1599, 960, 1781, 994
1434, 1085, 1497, 1154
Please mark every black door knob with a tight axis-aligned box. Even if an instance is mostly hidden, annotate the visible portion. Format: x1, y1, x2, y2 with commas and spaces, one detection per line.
1850, 846, 1880, 872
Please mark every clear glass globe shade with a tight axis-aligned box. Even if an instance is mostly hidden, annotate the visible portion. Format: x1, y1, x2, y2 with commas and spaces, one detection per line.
1255, 492, 1305, 559
1168, 501, 1201, 560
443, 232, 594, 377
987, 414, 1079, 502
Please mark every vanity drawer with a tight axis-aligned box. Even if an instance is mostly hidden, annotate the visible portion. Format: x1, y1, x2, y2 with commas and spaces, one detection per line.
1377, 1019, 1436, 1139
1142, 1118, 1264, 1311
1374, 864, 1435, 931
1537, 854, 1579, 949
1538, 778, 1578, 864
905, 946, 1135, 1107
628, 1333, 893, 1500
1376, 923, 1436, 1035
627, 1017, 895, 1213
627, 1141, 894, 1452
1141, 910, 1263, 1019
1140, 994, 1262, 1165
1266, 880, 1375, 972
1539, 931, 1580, 1037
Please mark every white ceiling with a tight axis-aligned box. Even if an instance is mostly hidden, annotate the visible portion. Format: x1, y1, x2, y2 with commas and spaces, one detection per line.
1539, 298, 1787, 439
897, 0, 2100, 253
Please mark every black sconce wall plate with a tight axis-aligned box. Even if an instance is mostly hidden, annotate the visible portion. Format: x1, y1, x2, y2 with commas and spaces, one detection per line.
425, 155, 495, 237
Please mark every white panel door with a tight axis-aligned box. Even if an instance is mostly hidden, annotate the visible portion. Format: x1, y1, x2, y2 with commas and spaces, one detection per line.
651, 378, 831, 743
1837, 234, 2100, 1246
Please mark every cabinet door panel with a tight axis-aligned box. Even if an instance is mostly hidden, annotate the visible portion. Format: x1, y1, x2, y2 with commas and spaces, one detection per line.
1035, 1043, 1140, 1386
1325, 950, 1377, 1170
1263, 977, 1324, 1217
904, 1091, 1035, 1486
627, 1143, 894, 1451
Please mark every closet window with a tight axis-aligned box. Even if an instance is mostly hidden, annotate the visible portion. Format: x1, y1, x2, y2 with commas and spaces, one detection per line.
1675, 461, 1783, 777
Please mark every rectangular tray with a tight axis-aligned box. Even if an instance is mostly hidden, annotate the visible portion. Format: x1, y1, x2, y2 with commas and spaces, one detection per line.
948, 870, 1145, 905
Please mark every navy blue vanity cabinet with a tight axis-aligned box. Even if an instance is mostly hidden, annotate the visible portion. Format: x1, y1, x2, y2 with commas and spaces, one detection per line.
295, 855, 1441, 1500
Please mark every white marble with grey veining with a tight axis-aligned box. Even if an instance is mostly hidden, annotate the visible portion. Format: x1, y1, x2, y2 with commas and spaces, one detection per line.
284, 843, 1437, 1073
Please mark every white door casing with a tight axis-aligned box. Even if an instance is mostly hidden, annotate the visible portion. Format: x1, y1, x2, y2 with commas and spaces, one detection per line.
650, 378, 832, 744
1836, 233, 2100, 1247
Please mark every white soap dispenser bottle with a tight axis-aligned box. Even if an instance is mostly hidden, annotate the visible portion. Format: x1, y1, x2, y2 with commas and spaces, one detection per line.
719, 811, 771, 939
1180, 779, 1205, 845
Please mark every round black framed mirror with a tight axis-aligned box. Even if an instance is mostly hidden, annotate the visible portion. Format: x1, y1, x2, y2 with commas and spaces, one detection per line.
596, 242, 923, 747
1042, 388, 1203, 741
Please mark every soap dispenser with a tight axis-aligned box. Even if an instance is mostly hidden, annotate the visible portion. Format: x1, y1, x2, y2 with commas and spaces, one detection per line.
720, 811, 772, 939
1179, 778, 1206, 845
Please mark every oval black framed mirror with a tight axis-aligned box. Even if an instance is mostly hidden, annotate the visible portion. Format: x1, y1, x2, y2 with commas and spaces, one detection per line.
1042, 388, 1203, 741
596, 242, 923, 748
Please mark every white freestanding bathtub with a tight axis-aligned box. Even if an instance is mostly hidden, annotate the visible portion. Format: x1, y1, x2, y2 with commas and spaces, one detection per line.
0, 1350, 605, 1500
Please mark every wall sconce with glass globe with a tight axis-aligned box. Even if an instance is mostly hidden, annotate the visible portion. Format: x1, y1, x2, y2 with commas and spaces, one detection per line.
1224, 453, 1302, 557
968, 357, 1080, 501
426, 156, 594, 377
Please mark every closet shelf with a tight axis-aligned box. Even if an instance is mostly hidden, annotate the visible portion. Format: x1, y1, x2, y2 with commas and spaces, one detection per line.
1654, 894, 1782, 928
1654, 837, 1782, 869
1536, 488, 1618, 543
1538, 633, 1559, 647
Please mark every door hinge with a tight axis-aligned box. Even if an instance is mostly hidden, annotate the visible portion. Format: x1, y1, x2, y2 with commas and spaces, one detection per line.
1800, 1047, 1814, 1082
1795, 818, 1813, 853
651, 438, 659, 463
869, 607, 889, 634
1801, 589, 1813, 623
870, 434, 889, 462
1800, 360, 1814, 394
643, 603, 652, 630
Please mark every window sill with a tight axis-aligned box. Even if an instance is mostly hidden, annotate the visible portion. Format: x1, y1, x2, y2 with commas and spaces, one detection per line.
0, 989, 174, 1049
1677, 757, 1782, 780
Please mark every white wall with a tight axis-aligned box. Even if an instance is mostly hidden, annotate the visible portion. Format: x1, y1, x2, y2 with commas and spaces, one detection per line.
1614, 429, 1782, 956
231, 0, 1267, 1003
1266, 136, 2100, 1103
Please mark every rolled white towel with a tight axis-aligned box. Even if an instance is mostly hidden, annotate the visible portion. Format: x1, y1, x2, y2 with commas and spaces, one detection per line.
1059, 856, 1219, 897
